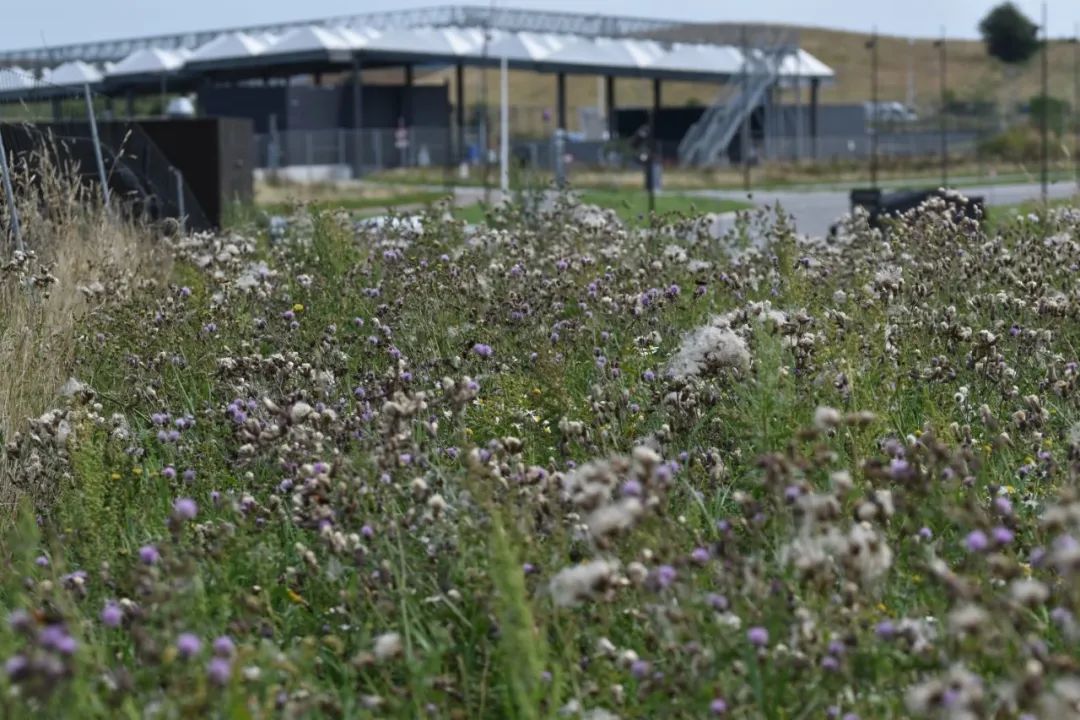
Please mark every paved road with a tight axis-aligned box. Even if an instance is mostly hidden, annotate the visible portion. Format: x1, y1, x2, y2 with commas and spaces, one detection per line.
688, 181, 1080, 238
439, 180, 1077, 238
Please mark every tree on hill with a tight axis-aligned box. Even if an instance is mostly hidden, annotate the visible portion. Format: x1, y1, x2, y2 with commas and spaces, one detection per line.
978, 2, 1040, 64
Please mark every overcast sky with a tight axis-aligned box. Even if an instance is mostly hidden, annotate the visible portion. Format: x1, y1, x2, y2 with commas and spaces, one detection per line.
1, 0, 1077, 50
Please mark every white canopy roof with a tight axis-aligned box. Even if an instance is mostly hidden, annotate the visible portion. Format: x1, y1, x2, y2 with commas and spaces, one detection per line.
479, 31, 568, 62
188, 32, 268, 63
44, 60, 104, 86
648, 43, 745, 78
362, 27, 482, 58
543, 37, 664, 71
108, 48, 185, 76
777, 48, 836, 82
334, 26, 381, 49
263, 25, 350, 56
0, 66, 36, 94
20, 24, 835, 95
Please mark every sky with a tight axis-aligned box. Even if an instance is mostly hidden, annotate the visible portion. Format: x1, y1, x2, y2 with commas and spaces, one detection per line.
1, 0, 1078, 51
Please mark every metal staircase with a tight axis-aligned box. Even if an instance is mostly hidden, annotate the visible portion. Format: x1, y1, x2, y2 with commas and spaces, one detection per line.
678, 33, 798, 168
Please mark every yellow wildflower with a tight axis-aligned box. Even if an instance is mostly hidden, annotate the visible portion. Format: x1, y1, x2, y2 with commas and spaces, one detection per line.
292, 303, 304, 313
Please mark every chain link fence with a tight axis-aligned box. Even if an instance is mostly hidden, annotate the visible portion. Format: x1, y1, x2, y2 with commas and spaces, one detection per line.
0, 67, 208, 257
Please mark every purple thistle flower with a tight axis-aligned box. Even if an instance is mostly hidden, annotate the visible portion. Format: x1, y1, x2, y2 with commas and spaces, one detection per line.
875, 620, 896, 639
964, 529, 989, 553
620, 479, 643, 498
162, 466, 176, 481
707, 593, 729, 611
822, 655, 840, 671
690, 547, 710, 564
630, 659, 651, 679
710, 698, 728, 715
34, 555, 49, 567
918, 527, 933, 541
176, 633, 202, 659
207, 656, 232, 685
655, 565, 677, 589
212, 635, 235, 658
5, 654, 28, 679
183, 468, 196, 483
101, 602, 123, 628
7, 610, 30, 631
747, 626, 769, 647
992, 526, 1015, 546
471, 343, 494, 358
888, 457, 910, 479
39, 625, 76, 655
138, 545, 160, 565
173, 498, 198, 520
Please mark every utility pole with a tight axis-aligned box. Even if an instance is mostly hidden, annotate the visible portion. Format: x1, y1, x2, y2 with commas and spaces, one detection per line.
934, 29, 948, 188
1040, 1, 1049, 206
866, 28, 879, 189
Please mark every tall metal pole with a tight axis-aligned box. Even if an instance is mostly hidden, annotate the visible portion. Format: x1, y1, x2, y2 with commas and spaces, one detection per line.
935, 30, 948, 188
480, 15, 492, 205
173, 167, 186, 235
867, 29, 879, 189
84, 84, 111, 209
1040, 2, 1049, 206
741, 25, 751, 192
499, 54, 509, 195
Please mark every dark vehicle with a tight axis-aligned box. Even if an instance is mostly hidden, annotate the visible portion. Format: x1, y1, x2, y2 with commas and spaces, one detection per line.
835, 187, 985, 234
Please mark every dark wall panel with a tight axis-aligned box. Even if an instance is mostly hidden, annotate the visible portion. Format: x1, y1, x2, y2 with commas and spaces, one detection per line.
203, 82, 451, 131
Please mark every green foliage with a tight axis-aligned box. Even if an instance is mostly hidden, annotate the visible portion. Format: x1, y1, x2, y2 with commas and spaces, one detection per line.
977, 126, 1044, 161
1027, 94, 1072, 135
978, 2, 1040, 64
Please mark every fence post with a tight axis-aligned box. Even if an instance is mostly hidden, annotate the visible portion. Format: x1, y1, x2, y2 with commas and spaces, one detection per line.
269, 114, 280, 169
173, 167, 186, 235
84, 83, 111, 209
0, 129, 23, 254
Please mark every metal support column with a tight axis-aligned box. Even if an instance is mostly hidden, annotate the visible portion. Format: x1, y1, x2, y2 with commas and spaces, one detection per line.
556, 72, 567, 130
604, 75, 616, 139
455, 61, 465, 162
810, 77, 820, 161
403, 64, 414, 128
352, 57, 364, 177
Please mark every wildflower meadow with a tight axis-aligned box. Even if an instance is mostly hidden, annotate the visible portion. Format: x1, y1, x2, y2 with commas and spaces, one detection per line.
3, 192, 1080, 719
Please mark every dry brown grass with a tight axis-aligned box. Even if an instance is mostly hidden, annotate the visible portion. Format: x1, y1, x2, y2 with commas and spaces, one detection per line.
0, 147, 170, 514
